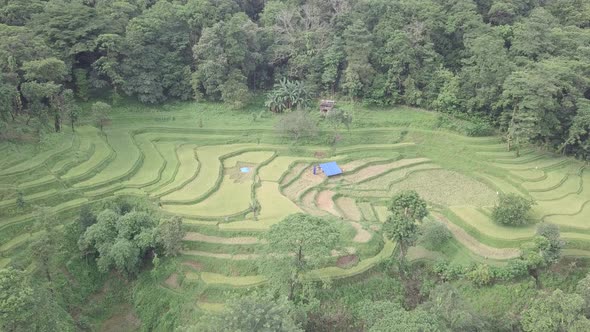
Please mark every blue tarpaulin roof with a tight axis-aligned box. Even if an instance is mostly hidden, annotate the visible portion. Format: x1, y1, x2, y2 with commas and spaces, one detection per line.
319, 162, 343, 177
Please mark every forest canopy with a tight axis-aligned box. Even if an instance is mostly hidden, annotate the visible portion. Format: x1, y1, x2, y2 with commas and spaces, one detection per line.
1, 0, 589, 157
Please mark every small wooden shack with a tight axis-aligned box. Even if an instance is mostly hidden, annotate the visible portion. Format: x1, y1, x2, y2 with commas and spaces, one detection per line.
320, 100, 335, 114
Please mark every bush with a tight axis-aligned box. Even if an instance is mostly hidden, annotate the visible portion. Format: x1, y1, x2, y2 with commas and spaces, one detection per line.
419, 220, 451, 250
491, 193, 536, 226
275, 110, 318, 141
465, 121, 495, 137
466, 264, 493, 286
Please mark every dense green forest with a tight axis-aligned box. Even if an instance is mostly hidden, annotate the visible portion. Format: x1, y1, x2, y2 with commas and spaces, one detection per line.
1, 0, 589, 157
3, 1, 590, 331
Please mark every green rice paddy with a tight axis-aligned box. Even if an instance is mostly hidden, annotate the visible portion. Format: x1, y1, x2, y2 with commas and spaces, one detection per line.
1, 101, 588, 308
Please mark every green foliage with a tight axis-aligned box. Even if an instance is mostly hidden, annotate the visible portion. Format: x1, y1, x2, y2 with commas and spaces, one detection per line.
466, 263, 494, 286
73, 68, 89, 101
0, 267, 34, 331
385, 190, 428, 261
260, 213, 340, 301
156, 216, 185, 257
355, 300, 443, 331
274, 110, 318, 141
492, 193, 535, 226
418, 220, 451, 250
388, 190, 428, 221
521, 289, 590, 332
420, 283, 488, 331
91, 101, 111, 131
265, 79, 311, 113
78, 205, 182, 277
186, 293, 304, 332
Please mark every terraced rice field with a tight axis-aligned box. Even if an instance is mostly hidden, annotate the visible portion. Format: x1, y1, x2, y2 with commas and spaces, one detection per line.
2, 107, 589, 309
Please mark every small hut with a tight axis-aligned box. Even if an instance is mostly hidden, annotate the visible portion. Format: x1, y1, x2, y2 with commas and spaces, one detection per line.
319, 100, 335, 115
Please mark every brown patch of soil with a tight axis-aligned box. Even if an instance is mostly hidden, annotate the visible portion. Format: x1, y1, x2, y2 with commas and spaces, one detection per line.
336, 255, 359, 268
182, 261, 204, 271
164, 273, 180, 289
314, 151, 326, 158
316, 190, 340, 217
350, 222, 372, 243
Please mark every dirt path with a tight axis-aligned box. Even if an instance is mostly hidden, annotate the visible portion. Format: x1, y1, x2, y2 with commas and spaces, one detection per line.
182, 250, 259, 260
184, 232, 261, 245
431, 212, 520, 259
350, 222, 372, 243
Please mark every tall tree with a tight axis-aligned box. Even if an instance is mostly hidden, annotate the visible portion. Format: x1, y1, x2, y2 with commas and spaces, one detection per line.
521, 289, 590, 332
121, 1, 192, 103
384, 190, 428, 262
260, 213, 339, 301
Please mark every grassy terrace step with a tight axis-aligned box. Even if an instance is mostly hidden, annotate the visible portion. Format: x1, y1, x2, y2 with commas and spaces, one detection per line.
531, 175, 582, 201
50, 132, 92, 176
492, 157, 570, 170
62, 130, 115, 183
353, 163, 441, 191
184, 232, 261, 245
358, 202, 377, 221
0, 198, 88, 232
336, 158, 428, 185
219, 182, 302, 231
150, 144, 198, 197
473, 172, 528, 196
142, 142, 180, 192
197, 238, 396, 287
522, 164, 582, 192
258, 156, 313, 182
0, 189, 58, 209
162, 146, 272, 204
123, 133, 166, 188
0, 133, 74, 177
163, 173, 253, 218
74, 129, 141, 190
446, 206, 534, 246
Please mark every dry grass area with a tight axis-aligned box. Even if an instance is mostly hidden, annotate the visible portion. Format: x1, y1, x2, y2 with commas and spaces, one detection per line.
336, 197, 362, 221
390, 170, 497, 207
340, 158, 430, 184
282, 167, 325, 200
280, 163, 309, 185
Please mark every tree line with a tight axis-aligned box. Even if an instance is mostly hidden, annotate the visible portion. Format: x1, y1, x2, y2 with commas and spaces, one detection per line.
1, 0, 589, 157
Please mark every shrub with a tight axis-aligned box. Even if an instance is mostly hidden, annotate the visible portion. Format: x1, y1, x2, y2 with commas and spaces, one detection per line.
419, 220, 451, 250
465, 121, 495, 137
491, 193, 536, 226
466, 264, 493, 286
275, 110, 318, 141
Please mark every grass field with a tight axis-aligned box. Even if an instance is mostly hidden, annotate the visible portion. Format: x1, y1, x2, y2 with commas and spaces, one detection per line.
1, 100, 588, 308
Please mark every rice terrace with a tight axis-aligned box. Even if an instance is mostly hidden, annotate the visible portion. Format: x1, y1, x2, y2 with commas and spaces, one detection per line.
3, 1, 590, 330
2, 100, 590, 327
